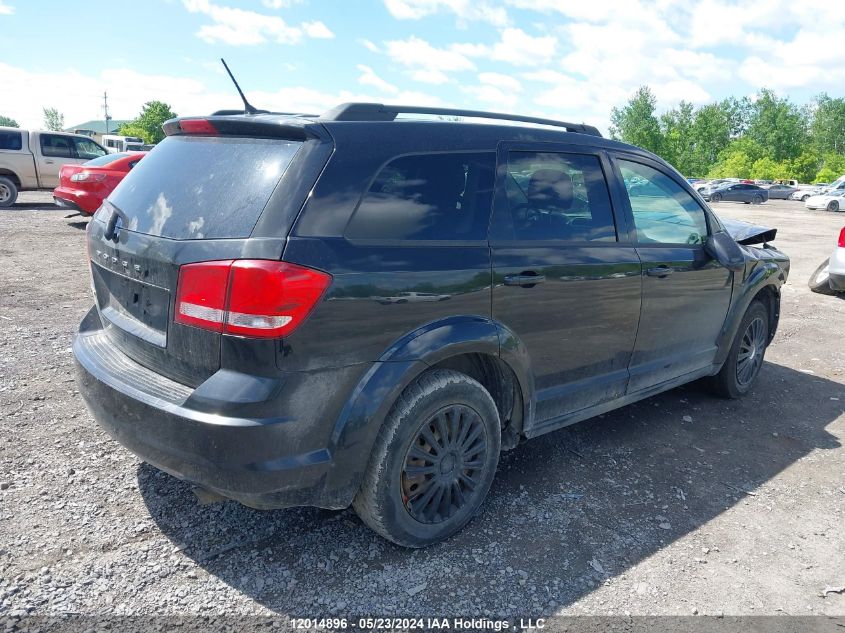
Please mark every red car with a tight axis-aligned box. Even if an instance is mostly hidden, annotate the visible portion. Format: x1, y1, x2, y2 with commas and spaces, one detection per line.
53, 152, 146, 215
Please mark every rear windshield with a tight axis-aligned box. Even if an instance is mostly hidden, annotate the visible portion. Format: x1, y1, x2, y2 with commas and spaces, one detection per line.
108, 135, 301, 239
86, 153, 128, 166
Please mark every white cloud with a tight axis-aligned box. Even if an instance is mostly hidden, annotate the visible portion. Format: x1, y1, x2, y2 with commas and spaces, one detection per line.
463, 84, 520, 109
411, 69, 452, 85
357, 65, 399, 94
383, 0, 508, 26
358, 38, 380, 53
302, 21, 334, 39
0, 1, 13, 15
455, 28, 557, 67
385, 36, 477, 78
261, 0, 302, 7
478, 72, 521, 92
182, 0, 332, 45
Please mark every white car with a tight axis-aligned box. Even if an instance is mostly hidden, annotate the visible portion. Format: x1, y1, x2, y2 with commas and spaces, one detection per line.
791, 185, 825, 201
809, 226, 845, 295
805, 189, 845, 211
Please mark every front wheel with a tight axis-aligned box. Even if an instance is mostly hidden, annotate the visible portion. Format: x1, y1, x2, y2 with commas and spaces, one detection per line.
710, 301, 769, 399
809, 259, 837, 295
711, 193, 722, 202
801, 194, 810, 202
753, 195, 763, 205
353, 369, 501, 547
828, 200, 840, 212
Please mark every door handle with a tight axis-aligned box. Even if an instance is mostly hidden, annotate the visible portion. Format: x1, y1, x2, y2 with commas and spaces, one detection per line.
44, 159, 54, 164
504, 273, 546, 287
646, 266, 673, 277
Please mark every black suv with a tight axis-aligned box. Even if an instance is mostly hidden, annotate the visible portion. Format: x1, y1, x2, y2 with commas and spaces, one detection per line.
74, 103, 789, 547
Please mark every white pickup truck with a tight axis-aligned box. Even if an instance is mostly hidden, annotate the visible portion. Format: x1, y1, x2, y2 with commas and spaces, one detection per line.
0, 127, 109, 207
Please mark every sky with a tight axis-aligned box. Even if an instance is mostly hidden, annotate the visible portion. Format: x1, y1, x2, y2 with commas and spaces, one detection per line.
1, 0, 844, 134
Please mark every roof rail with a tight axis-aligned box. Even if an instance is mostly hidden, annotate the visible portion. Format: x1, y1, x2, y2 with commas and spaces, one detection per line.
320, 102, 602, 137
210, 109, 318, 117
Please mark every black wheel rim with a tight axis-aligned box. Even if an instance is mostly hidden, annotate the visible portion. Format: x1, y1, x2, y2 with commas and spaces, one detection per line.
401, 405, 487, 524
736, 316, 766, 387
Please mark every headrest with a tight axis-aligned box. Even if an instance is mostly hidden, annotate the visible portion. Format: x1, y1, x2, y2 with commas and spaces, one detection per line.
527, 169, 573, 210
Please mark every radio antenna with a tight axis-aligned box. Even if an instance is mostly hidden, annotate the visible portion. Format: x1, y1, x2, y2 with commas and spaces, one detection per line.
220, 58, 263, 115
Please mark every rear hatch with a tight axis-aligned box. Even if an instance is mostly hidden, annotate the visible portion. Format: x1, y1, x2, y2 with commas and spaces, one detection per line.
86, 119, 328, 386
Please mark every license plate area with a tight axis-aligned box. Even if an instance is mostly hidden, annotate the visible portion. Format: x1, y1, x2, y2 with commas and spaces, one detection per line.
91, 261, 170, 347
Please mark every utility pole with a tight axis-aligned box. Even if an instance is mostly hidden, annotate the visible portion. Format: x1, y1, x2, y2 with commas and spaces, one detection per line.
103, 91, 112, 135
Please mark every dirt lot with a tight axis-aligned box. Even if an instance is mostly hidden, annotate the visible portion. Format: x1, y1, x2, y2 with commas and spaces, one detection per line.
1, 192, 843, 620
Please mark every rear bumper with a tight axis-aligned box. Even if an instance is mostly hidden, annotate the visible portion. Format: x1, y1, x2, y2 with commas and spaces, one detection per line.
53, 188, 100, 214
73, 310, 366, 509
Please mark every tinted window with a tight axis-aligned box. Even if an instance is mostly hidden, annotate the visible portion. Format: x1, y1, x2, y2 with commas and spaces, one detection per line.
74, 138, 106, 159
108, 135, 300, 240
0, 131, 22, 151
346, 152, 495, 241
619, 159, 708, 245
40, 134, 73, 158
503, 151, 616, 241
85, 152, 128, 166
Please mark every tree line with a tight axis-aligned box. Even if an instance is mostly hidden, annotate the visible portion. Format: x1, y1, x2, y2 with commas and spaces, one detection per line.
609, 86, 845, 183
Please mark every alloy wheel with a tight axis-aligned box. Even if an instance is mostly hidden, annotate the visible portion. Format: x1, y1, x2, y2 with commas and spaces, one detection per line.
0, 184, 10, 204
736, 316, 766, 387
401, 405, 488, 524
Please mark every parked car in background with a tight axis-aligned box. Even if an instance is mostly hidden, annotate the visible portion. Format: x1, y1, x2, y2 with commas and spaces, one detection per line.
790, 185, 825, 201
765, 183, 798, 199
805, 189, 845, 211
809, 226, 845, 295
703, 182, 769, 204
73, 102, 789, 546
0, 127, 108, 207
102, 134, 146, 154
695, 178, 729, 193
53, 151, 147, 214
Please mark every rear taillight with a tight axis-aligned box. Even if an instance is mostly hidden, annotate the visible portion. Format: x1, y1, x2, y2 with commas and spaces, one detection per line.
179, 119, 218, 135
839, 227, 845, 248
70, 171, 107, 182
174, 260, 331, 338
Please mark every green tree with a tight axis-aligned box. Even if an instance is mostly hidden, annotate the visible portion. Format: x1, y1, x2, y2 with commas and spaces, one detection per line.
119, 101, 177, 144
0, 115, 19, 127
815, 153, 845, 183
609, 86, 664, 155
746, 89, 807, 162
42, 107, 65, 131
719, 96, 753, 137
659, 101, 696, 174
708, 138, 764, 179
749, 156, 782, 180
786, 152, 822, 183
688, 103, 731, 175
811, 93, 845, 155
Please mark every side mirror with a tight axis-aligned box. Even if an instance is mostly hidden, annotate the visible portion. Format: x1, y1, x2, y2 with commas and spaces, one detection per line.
704, 231, 746, 272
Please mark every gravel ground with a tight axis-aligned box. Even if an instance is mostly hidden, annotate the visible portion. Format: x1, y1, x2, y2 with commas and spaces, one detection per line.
1, 192, 843, 621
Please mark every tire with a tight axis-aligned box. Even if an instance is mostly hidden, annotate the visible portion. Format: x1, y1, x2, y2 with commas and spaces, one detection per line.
711, 193, 722, 202
828, 200, 840, 212
710, 300, 769, 399
753, 195, 763, 205
0, 176, 18, 208
353, 369, 501, 547
809, 259, 837, 295
801, 194, 810, 202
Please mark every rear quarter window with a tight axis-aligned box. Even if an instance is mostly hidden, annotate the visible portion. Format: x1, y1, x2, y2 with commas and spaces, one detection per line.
345, 152, 496, 241
0, 131, 23, 151
107, 136, 301, 239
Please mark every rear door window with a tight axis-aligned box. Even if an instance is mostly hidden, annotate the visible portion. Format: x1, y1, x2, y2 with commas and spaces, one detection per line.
107, 135, 301, 239
345, 152, 496, 241
503, 151, 617, 241
74, 138, 107, 159
0, 131, 22, 150
40, 134, 74, 158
